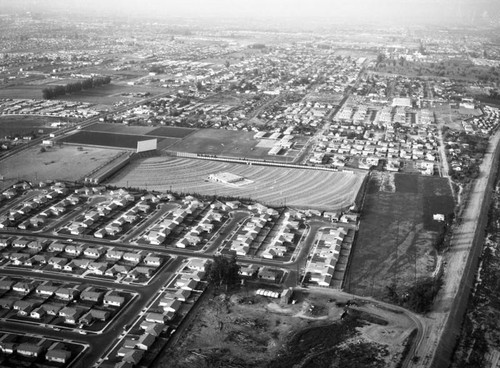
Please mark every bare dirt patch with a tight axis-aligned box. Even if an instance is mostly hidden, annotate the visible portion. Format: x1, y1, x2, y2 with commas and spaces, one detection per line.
155, 287, 413, 368
0, 144, 123, 190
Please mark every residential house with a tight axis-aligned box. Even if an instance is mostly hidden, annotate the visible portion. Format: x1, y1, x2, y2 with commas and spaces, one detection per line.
0, 298, 15, 309
135, 333, 156, 351
58, 307, 83, 324
9, 253, 30, 265
106, 249, 124, 260
64, 259, 91, 272
160, 298, 182, 314
84, 247, 105, 258
103, 291, 125, 307
174, 289, 191, 302
123, 253, 142, 264
43, 304, 62, 316
140, 321, 164, 337
25, 254, 49, 267
0, 334, 16, 354
144, 255, 162, 267
30, 306, 47, 319
187, 258, 208, 271
36, 284, 58, 297
17, 343, 43, 357
145, 312, 164, 324
64, 244, 83, 256
0, 279, 14, 291
105, 264, 131, 278
80, 289, 103, 303
55, 287, 80, 301
46, 348, 72, 363
48, 257, 68, 269
88, 262, 108, 275
120, 349, 144, 365
13, 300, 37, 316
47, 242, 65, 253
13, 281, 36, 294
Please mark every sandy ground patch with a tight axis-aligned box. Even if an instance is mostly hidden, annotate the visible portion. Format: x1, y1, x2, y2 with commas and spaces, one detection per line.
155, 287, 414, 368
1, 144, 123, 190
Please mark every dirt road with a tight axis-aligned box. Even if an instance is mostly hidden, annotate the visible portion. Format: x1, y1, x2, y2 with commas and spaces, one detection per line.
408, 129, 500, 368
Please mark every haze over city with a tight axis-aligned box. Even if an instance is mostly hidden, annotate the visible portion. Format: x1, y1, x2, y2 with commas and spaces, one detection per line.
1, 0, 500, 25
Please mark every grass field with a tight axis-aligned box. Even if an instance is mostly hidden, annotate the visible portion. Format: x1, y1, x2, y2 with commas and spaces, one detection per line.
0, 145, 123, 191
83, 123, 196, 139
55, 83, 164, 106
0, 85, 43, 100
83, 123, 158, 136
168, 128, 296, 162
344, 172, 454, 298
60, 131, 178, 150
108, 156, 365, 210
146, 126, 196, 138
0, 116, 60, 137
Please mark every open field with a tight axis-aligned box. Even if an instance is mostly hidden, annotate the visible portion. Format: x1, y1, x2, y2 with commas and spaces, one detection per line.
157, 287, 413, 368
83, 123, 159, 135
0, 115, 60, 137
108, 156, 365, 210
56, 83, 166, 106
0, 144, 123, 191
168, 128, 293, 161
344, 172, 454, 298
147, 126, 196, 139
60, 131, 178, 150
82, 123, 196, 139
0, 85, 44, 99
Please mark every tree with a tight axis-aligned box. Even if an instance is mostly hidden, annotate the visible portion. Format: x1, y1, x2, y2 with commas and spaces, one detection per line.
205, 254, 241, 291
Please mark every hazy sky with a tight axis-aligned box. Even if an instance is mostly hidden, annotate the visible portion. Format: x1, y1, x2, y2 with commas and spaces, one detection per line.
3, 0, 500, 25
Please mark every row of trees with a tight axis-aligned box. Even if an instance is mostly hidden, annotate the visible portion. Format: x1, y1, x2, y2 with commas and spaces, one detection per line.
42, 76, 111, 99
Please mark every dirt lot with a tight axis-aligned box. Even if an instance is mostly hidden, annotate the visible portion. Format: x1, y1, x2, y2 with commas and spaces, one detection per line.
156, 286, 413, 368
344, 172, 454, 298
0, 144, 123, 191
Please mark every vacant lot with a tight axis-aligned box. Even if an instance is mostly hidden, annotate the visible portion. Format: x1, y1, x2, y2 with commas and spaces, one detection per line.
56, 83, 160, 106
157, 287, 412, 368
108, 156, 365, 210
83, 123, 196, 139
0, 85, 44, 100
147, 126, 196, 139
60, 131, 178, 150
344, 172, 454, 298
0, 116, 60, 137
0, 144, 123, 190
168, 129, 293, 161
83, 123, 158, 136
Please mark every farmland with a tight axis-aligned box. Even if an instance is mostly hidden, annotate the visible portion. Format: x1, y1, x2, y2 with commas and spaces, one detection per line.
107, 156, 365, 210
60, 131, 178, 150
0, 144, 123, 191
344, 172, 455, 298
0, 115, 60, 138
0, 85, 44, 100
55, 83, 167, 108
